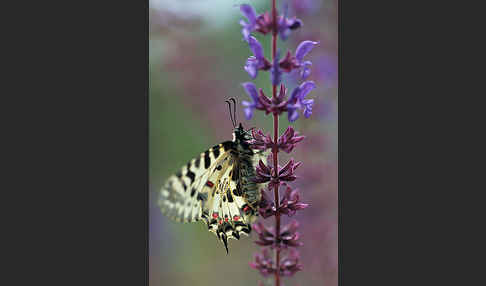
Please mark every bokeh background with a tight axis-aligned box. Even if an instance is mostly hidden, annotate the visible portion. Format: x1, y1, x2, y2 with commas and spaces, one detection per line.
149, 0, 337, 285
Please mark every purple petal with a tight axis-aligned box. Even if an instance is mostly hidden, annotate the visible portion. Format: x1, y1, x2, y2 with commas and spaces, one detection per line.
244, 57, 258, 79
288, 18, 302, 30
300, 60, 312, 79
288, 85, 301, 103
240, 4, 257, 26
279, 26, 291, 41
295, 41, 319, 62
241, 100, 253, 107
241, 27, 251, 42
271, 50, 282, 85
242, 82, 259, 103
244, 107, 254, 120
248, 36, 264, 60
287, 107, 299, 122
302, 99, 314, 118
298, 81, 316, 100
301, 68, 311, 79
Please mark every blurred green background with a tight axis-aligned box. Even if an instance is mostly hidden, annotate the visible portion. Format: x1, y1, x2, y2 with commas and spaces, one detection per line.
150, 1, 337, 285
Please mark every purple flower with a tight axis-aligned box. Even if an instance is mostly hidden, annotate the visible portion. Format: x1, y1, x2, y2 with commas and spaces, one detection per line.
241, 84, 292, 120
244, 36, 271, 79
277, 158, 301, 183
277, 126, 305, 153
258, 190, 276, 218
239, 5, 273, 42
253, 220, 302, 249
254, 156, 302, 188
279, 249, 303, 276
287, 81, 316, 122
249, 248, 275, 277
279, 41, 319, 79
279, 220, 304, 248
252, 248, 302, 278
278, 3, 303, 41
254, 159, 273, 184
253, 221, 275, 247
239, 4, 258, 42
253, 220, 303, 249
255, 84, 288, 116
279, 183, 309, 216
241, 82, 264, 120
295, 40, 319, 78
250, 126, 304, 153
255, 12, 273, 35
249, 128, 273, 151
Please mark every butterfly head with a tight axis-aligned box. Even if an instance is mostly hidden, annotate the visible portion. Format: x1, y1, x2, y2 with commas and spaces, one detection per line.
233, 123, 252, 143
226, 98, 252, 143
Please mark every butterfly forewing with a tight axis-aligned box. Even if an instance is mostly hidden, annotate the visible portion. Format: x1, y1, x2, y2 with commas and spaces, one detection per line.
158, 143, 227, 222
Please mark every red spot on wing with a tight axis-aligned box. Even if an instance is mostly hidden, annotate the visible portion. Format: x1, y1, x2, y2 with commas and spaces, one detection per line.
224, 217, 229, 222
218, 219, 222, 224
212, 213, 219, 219
233, 215, 239, 221
206, 181, 214, 187
243, 206, 250, 212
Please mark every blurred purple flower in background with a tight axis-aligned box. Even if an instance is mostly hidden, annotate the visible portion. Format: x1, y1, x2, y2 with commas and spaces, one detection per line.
291, 0, 323, 15
315, 54, 339, 88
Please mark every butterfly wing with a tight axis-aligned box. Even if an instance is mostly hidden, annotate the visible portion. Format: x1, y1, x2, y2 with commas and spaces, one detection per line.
158, 142, 259, 253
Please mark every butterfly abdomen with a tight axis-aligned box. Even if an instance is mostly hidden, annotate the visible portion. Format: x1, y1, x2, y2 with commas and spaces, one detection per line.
237, 152, 260, 209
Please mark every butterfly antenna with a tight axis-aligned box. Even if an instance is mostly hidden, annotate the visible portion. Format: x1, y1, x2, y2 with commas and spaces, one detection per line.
225, 99, 236, 128
229, 97, 237, 125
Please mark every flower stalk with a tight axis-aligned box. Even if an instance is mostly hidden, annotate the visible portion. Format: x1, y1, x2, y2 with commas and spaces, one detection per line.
238, 0, 317, 285
271, 3, 279, 283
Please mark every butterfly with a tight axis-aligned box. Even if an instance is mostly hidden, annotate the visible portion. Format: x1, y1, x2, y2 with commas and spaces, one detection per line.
158, 98, 268, 253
